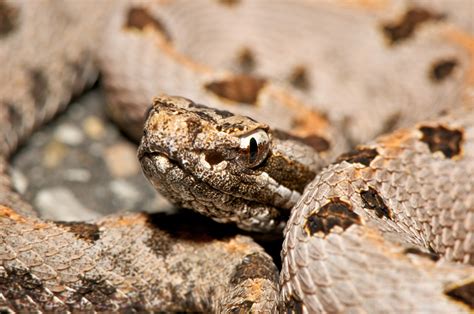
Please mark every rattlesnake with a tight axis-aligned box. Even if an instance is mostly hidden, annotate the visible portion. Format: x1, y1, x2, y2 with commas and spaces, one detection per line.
1, 0, 473, 312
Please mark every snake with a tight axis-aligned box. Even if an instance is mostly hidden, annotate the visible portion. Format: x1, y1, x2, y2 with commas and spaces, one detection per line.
1, 0, 473, 312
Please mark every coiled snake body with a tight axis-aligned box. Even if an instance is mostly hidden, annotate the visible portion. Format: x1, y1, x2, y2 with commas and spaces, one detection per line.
0, 0, 473, 312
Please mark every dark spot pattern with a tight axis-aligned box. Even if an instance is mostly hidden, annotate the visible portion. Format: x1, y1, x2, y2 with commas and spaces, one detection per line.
304, 199, 361, 236
430, 59, 458, 82
205, 75, 267, 105
419, 125, 463, 158
0, 266, 67, 311
445, 281, 474, 309
381, 7, 444, 44
237, 48, 256, 73
29, 70, 48, 108
144, 226, 175, 258
230, 301, 254, 313
302, 135, 330, 152
360, 187, 392, 220
5, 102, 22, 126
403, 247, 439, 261
336, 147, 378, 166
218, 0, 241, 6
71, 277, 118, 311
259, 153, 316, 194
55, 221, 100, 243
125, 7, 171, 41
216, 122, 246, 133
289, 66, 310, 90
271, 130, 330, 153
214, 109, 234, 119
205, 151, 225, 165
0, 0, 19, 37
229, 252, 278, 286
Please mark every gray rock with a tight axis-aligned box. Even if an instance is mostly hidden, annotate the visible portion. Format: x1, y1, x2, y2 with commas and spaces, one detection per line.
35, 187, 101, 221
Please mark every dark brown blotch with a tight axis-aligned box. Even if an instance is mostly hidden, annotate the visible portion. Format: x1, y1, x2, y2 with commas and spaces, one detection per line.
430, 59, 458, 82
218, 0, 241, 6
72, 277, 117, 311
381, 7, 444, 45
272, 129, 330, 153
205, 75, 267, 105
304, 198, 361, 236
0, 266, 67, 310
259, 153, 316, 194
0, 0, 19, 37
229, 252, 278, 286
145, 226, 175, 258
189, 101, 235, 119
125, 7, 171, 41
445, 280, 474, 309
360, 187, 392, 220
193, 110, 216, 123
29, 69, 48, 108
336, 147, 378, 166
419, 125, 463, 158
5, 102, 22, 126
237, 47, 256, 73
205, 151, 225, 165
302, 135, 330, 152
55, 221, 100, 243
289, 66, 310, 91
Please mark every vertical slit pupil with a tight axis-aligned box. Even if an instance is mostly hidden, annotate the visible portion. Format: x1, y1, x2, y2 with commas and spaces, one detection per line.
249, 137, 258, 163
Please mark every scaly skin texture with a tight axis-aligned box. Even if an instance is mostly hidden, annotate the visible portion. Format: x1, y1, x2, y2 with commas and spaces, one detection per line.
1, 0, 474, 312
281, 106, 474, 312
0, 207, 279, 312
0, 1, 280, 312
138, 96, 327, 232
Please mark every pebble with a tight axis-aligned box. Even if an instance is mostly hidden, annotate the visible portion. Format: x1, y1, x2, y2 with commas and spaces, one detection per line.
35, 187, 102, 221
10, 168, 28, 194
54, 124, 84, 146
63, 168, 91, 182
43, 140, 67, 168
104, 143, 140, 177
83, 116, 106, 140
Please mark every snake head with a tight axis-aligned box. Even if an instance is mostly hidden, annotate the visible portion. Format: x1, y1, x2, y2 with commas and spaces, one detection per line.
138, 95, 324, 232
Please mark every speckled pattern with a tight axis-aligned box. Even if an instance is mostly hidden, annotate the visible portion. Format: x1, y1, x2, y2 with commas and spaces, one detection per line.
281, 106, 474, 312
0, 0, 474, 312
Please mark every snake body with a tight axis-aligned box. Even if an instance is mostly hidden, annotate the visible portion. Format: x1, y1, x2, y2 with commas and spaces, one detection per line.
1, 0, 474, 312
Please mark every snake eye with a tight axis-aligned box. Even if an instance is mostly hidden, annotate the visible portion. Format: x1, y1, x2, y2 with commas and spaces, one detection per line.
239, 129, 270, 167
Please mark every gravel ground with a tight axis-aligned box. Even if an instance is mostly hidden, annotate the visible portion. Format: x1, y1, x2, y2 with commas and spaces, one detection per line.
11, 88, 173, 221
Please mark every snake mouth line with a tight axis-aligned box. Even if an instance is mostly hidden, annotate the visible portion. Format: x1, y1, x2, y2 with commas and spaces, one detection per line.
138, 150, 289, 227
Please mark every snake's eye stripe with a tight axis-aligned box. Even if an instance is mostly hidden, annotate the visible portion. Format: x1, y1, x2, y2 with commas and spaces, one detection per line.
239, 129, 270, 168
